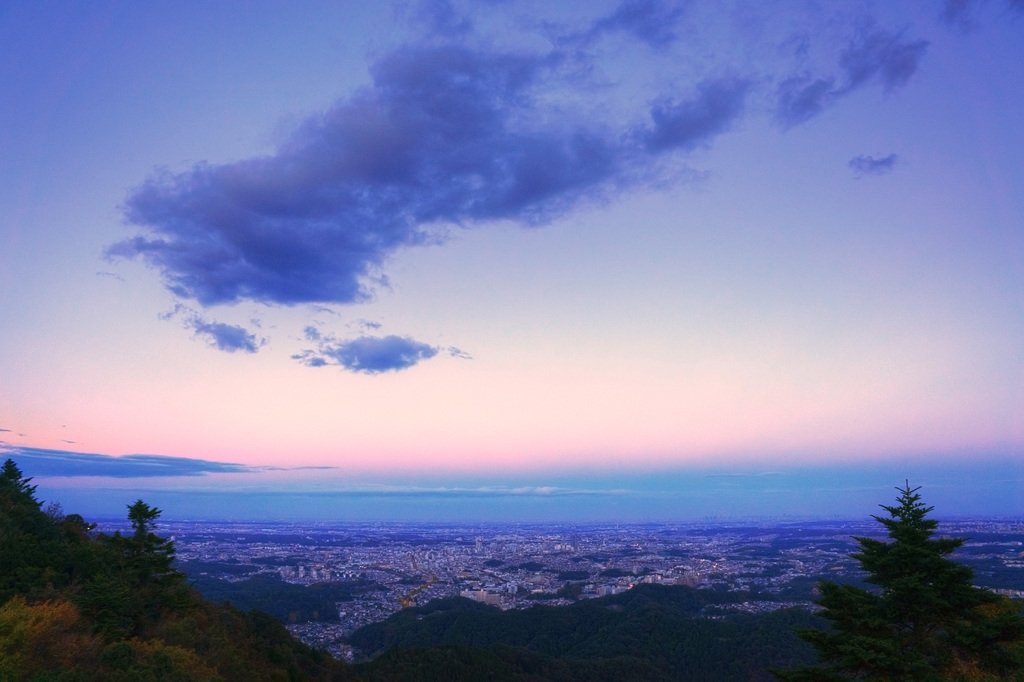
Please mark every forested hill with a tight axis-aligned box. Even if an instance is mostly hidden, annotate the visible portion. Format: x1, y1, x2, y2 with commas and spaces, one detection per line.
2, 457, 819, 680
0, 459, 349, 680
347, 587, 819, 681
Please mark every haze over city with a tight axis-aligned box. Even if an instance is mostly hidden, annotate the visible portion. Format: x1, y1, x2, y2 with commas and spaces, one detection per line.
1, 0, 1022, 521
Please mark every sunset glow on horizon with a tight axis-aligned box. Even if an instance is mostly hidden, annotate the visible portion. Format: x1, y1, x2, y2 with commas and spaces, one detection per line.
1, 0, 1022, 520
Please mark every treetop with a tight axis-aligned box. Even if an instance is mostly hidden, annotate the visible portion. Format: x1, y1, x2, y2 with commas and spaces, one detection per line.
127, 499, 162, 538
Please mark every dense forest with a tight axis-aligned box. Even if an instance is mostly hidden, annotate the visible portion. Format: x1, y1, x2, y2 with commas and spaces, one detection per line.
3, 460, 1022, 680
186, 573, 359, 625
348, 587, 819, 680
0, 459, 347, 680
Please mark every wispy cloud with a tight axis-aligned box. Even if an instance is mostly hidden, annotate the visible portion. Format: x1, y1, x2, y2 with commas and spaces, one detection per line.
940, 0, 977, 30
409, 0, 474, 38
644, 78, 749, 153
775, 26, 928, 128
0, 445, 255, 478
278, 484, 632, 498
188, 316, 263, 353
840, 26, 928, 92
160, 304, 265, 353
775, 76, 836, 129
940, 0, 1024, 31
849, 153, 899, 176
585, 0, 690, 49
447, 346, 472, 360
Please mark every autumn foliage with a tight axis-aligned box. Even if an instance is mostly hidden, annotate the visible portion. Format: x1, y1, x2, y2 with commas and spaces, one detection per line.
0, 458, 347, 680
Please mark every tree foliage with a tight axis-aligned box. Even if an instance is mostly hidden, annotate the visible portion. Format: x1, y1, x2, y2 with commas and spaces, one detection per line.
0, 458, 351, 681
350, 585, 820, 680
0, 459, 74, 604
775, 482, 1024, 681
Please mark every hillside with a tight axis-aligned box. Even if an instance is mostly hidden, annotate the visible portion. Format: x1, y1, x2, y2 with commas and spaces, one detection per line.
0, 459, 349, 680
2, 457, 820, 680
347, 587, 818, 681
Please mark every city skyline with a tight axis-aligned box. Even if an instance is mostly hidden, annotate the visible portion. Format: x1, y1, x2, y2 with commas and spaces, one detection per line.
1, 0, 1022, 520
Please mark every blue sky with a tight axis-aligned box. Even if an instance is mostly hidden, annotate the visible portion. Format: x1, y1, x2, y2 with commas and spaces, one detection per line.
1, 0, 1022, 521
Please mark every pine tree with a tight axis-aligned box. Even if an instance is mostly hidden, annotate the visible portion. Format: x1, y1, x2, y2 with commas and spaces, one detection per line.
0, 458, 73, 602
775, 482, 1024, 681
0, 458, 37, 499
125, 499, 179, 588
81, 499, 190, 638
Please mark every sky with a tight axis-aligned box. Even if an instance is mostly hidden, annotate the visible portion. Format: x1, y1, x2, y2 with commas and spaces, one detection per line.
1, 0, 1022, 522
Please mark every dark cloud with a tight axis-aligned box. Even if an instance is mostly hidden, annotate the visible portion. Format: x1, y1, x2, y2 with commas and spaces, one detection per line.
644, 79, 749, 152
108, 6, 927, 330
108, 44, 627, 307
0, 428, 11, 433
0, 445, 254, 478
108, 39, 750, 311
849, 153, 899, 176
775, 27, 927, 128
588, 0, 689, 48
296, 334, 441, 373
188, 317, 263, 353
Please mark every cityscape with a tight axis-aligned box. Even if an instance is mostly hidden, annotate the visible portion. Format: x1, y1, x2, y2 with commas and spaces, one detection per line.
96, 517, 1024, 661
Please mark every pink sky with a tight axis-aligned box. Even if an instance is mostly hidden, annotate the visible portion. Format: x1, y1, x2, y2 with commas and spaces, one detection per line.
0, 1, 1021, 518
